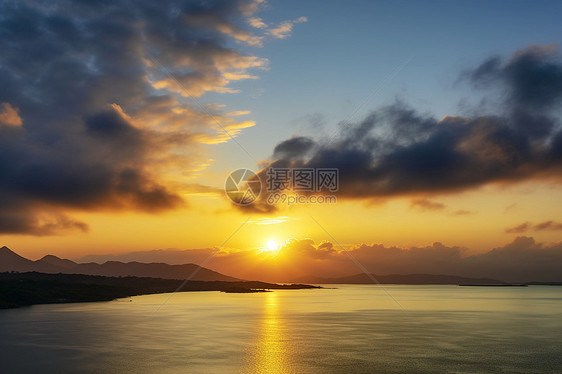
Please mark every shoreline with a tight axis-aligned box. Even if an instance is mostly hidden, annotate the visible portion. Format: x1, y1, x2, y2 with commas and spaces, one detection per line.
0, 272, 321, 309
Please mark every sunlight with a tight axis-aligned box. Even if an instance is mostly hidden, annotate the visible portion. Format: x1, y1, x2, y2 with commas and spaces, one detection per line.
265, 239, 279, 252
244, 292, 290, 373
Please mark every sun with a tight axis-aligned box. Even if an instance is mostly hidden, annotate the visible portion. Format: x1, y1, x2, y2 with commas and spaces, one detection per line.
265, 239, 279, 252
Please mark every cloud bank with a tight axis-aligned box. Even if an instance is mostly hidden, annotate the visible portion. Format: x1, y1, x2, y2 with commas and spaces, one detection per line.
77, 236, 562, 283
245, 45, 562, 211
0, 0, 302, 235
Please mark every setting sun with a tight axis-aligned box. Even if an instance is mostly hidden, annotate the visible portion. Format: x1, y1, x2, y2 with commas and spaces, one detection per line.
265, 239, 279, 252
2, 1, 562, 373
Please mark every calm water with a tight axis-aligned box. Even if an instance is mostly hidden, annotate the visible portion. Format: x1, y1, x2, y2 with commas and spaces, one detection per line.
1, 285, 561, 373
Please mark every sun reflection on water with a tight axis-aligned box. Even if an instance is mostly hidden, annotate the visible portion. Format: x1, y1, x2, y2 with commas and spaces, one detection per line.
243, 292, 293, 373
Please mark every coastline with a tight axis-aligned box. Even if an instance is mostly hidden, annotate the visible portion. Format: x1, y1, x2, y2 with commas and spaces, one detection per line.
0, 272, 321, 309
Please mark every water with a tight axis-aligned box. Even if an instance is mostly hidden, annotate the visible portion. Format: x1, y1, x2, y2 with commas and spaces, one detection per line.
1, 285, 561, 373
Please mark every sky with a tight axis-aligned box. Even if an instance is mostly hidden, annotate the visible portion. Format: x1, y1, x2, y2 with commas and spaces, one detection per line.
1, 0, 562, 281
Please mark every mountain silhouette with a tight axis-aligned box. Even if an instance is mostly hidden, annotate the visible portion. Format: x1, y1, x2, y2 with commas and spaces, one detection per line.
0, 246, 41, 272
37, 255, 77, 269
0, 247, 239, 281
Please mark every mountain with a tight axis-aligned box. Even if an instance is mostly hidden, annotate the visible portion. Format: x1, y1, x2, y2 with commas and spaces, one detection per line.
36, 255, 77, 269
68, 261, 238, 281
74, 248, 210, 265
295, 273, 504, 285
0, 246, 37, 272
0, 247, 239, 281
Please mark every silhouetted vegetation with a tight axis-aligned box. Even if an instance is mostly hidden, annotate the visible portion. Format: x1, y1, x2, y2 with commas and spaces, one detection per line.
0, 272, 320, 309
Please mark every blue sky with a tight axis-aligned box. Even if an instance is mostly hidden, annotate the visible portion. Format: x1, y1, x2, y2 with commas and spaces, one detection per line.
204, 0, 562, 177
3, 0, 562, 258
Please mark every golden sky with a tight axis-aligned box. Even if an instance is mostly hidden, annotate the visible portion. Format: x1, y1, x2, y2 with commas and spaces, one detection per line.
2, 0, 562, 282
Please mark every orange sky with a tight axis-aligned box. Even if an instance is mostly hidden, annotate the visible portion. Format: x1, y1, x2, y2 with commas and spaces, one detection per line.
2, 0, 562, 283
5, 178, 562, 262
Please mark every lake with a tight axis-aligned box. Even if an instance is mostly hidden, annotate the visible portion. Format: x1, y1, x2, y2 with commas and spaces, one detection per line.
1, 285, 561, 373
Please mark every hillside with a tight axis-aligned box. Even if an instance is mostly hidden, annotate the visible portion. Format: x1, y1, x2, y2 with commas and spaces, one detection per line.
0, 247, 239, 281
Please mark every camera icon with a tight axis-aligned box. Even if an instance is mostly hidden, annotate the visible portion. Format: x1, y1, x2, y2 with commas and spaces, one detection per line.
224, 169, 261, 205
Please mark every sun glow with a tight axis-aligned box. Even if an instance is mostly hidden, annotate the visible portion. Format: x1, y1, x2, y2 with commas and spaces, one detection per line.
265, 239, 279, 252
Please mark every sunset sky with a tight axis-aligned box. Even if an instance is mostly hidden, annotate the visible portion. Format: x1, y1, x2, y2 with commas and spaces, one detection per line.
2, 0, 562, 281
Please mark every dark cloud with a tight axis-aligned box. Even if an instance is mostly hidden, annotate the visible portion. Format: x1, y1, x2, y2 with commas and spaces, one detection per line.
410, 198, 445, 211
461, 236, 562, 282
82, 236, 562, 283
0, 206, 89, 236
451, 209, 474, 216
468, 44, 562, 112
505, 222, 531, 234
505, 220, 562, 233
504, 220, 562, 233
534, 220, 562, 231
293, 236, 562, 283
244, 45, 562, 212
273, 136, 316, 160
0, 0, 266, 234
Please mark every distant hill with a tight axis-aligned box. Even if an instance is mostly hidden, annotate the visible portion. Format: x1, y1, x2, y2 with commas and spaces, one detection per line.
74, 248, 210, 265
0, 246, 239, 281
295, 273, 504, 285
37, 254, 77, 269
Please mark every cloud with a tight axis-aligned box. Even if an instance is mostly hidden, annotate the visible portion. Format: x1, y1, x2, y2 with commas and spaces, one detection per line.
410, 198, 446, 211
505, 222, 531, 234
451, 209, 475, 216
505, 220, 562, 233
245, 216, 299, 225
149, 54, 268, 98
0, 0, 284, 235
467, 44, 562, 113
505, 221, 562, 234
32, 214, 89, 236
504, 203, 518, 213
292, 235, 562, 283
0, 210, 89, 236
240, 45, 562, 212
273, 136, 317, 160
248, 17, 267, 29
267, 16, 307, 39
534, 220, 562, 231
0, 103, 22, 127
85, 236, 562, 283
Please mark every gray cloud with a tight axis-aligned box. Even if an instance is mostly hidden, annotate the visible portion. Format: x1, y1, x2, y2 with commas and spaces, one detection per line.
505, 220, 562, 233
505, 222, 531, 234
0, 0, 267, 234
273, 136, 317, 160
451, 210, 475, 216
78, 236, 562, 283
410, 198, 446, 211
534, 220, 562, 231
244, 45, 562, 212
